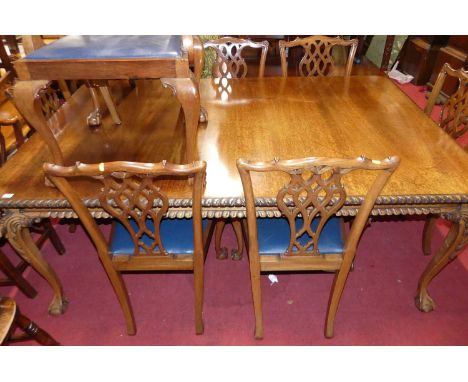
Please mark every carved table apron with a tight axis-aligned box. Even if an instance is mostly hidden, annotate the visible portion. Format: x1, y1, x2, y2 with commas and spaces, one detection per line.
1, 76, 467, 316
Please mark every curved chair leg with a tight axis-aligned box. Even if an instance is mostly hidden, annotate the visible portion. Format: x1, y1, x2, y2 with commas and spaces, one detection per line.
249, 254, 263, 339
241, 218, 263, 338
214, 220, 228, 260
40, 219, 66, 255
193, 255, 204, 335
231, 219, 244, 260
0, 249, 37, 298
102, 265, 136, 336
325, 259, 354, 338
422, 216, 437, 256
68, 222, 78, 233
99, 85, 122, 125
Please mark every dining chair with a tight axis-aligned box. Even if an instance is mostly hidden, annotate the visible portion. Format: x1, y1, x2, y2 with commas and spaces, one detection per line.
44, 160, 209, 336
424, 63, 467, 146
204, 37, 269, 261
0, 36, 16, 88
204, 37, 269, 79
237, 155, 400, 338
0, 296, 59, 345
21, 35, 121, 126
0, 111, 24, 165
422, 63, 467, 258
279, 35, 358, 77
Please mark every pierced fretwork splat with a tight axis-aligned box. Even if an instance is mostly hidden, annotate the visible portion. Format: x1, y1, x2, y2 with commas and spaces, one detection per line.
276, 166, 347, 256
38, 83, 63, 120
279, 36, 357, 78
439, 76, 467, 139
298, 39, 336, 77
210, 42, 249, 79
98, 173, 169, 256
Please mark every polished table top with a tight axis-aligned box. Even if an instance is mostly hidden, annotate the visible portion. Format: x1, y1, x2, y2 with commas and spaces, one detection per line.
0, 76, 467, 211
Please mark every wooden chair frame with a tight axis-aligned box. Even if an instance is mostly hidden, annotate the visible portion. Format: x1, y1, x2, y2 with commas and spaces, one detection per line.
279, 35, 358, 77
203, 37, 268, 260
237, 155, 399, 339
422, 63, 467, 258
1, 296, 59, 345
0, 114, 24, 165
424, 63, 468, 142
44, 160, 207, 336
204, 37, 269, 79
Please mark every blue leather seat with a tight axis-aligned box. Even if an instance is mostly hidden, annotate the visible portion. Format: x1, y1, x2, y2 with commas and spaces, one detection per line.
110, 218, 207, 255
256, 217, 344, 255
25, 35, 183, 60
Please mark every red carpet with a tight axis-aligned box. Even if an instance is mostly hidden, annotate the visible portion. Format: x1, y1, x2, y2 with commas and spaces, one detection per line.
2, 80, 468, 345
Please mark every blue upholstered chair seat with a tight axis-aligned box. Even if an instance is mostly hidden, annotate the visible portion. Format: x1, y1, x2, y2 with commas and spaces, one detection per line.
110, 218, 207, 256
257, 217, 344, 255
26, 35, 183, 60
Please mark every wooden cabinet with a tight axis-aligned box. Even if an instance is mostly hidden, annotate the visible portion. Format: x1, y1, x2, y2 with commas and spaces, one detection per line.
398, 36, 450, 85
428, 36, 468, 96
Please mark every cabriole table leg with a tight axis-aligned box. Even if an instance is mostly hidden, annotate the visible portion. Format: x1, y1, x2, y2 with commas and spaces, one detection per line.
2, 211, 68, 315
415, 206, 468, 312
161, 78, 201, 164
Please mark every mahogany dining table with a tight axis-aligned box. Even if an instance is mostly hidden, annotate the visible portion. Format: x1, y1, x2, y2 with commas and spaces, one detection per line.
0, 75, 467, 317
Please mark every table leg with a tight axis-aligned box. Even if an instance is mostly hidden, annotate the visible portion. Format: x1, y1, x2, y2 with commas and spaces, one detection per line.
231, 219, 244, 261
99, 85, 122, 125
2, 212, 67, 315
161, 78, 201, 164
87, 85, 102, 127
415, 207, 468, 312
199, 107, 208, 123
189, 36, 208, 124
422, 216, 437, 256
213, 218, 244, 260
214, 220, 228, 260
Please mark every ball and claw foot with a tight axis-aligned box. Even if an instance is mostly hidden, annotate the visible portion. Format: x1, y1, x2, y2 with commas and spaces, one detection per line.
231, 249, 243, 261
87, 110, 102, 127
48, 297, 69, 316
216, 247, 229, 260
199, 107, 208, 123
415, 294, 436, 313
